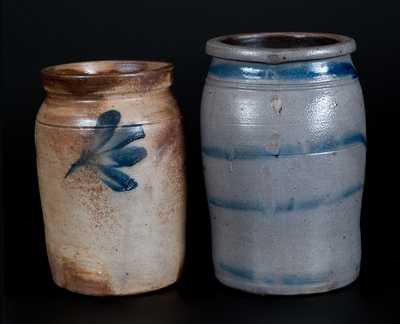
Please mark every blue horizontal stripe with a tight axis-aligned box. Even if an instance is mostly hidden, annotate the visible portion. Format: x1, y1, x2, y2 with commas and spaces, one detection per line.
219, 263, 328, 286
208, 61, 358, 80
209, 198, 265, 213
219, 263, 256, 281
202, 132, 366, 161
208, 183, 363, 214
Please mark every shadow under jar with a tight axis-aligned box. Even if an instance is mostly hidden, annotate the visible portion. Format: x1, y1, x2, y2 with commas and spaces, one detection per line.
201, 33, 366, 295
36, 61, 186, 296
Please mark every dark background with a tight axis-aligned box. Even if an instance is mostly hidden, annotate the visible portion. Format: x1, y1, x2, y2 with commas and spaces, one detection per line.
1, 0, 399, 323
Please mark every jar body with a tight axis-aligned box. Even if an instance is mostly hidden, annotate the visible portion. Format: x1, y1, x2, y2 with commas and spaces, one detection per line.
201, 55, 366, 295
36, 85, 186, 295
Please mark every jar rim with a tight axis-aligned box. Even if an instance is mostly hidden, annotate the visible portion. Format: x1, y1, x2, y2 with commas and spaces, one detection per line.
206, 32, 356, 64
41, 60, 173, 95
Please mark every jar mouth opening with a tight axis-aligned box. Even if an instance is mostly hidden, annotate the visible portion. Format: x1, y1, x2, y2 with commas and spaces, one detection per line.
222, 34, 339, 49
206, 32, 356, 64
41, 60, 173, 95
41, 60, 173, 79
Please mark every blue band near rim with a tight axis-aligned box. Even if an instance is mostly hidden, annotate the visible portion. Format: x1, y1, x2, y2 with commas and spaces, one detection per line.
208, 61, 357, 81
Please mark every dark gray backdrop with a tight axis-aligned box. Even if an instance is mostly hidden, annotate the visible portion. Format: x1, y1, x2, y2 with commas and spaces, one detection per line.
2, 0, 399, 322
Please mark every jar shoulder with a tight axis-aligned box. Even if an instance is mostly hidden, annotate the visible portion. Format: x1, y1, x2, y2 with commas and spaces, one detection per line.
201, 78, 366, 152
37, 89, 181, 127
201, 78, 365, 125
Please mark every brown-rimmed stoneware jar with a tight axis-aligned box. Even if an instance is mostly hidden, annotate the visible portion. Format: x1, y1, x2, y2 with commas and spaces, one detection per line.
35, 61, 186, 296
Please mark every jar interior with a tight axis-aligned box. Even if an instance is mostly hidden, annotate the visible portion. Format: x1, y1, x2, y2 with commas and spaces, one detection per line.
222, 35, 339, 49
45, 61, 170, 77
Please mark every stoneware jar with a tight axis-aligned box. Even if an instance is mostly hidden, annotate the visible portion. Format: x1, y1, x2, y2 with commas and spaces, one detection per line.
36, 61, 186, 296
201, 33, 366, 295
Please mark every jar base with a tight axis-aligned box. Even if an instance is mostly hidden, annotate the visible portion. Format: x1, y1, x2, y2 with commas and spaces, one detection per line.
49, 257, 183, 296
52, 274, 181, 296
215, 270, 359, 295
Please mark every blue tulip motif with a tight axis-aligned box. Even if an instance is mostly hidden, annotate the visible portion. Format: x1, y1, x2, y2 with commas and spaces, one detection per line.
65, 110, 147, 192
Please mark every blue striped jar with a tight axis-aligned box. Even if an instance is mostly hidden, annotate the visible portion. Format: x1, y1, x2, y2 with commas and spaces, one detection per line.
201, 33, 366, 295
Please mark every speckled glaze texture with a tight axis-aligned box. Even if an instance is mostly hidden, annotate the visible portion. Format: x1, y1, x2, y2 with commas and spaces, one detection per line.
201, 33, 366, 295
35, 61, 186, 296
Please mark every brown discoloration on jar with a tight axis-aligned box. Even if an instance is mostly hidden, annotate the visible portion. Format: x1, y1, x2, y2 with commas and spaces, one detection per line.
36, 60, 186, 296
154, 118, 184, 160
49, 255, 114, 296
37, 125, 118, 230
66, 166, 117, 230
151, 118, 186, 226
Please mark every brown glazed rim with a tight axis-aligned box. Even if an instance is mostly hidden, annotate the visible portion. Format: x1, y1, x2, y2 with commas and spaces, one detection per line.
206, 32, 356, 64
41, 60, 174, 95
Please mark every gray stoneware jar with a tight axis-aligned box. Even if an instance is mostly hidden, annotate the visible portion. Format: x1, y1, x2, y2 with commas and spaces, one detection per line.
201, 33, 366, 295
36, 61, 186, 296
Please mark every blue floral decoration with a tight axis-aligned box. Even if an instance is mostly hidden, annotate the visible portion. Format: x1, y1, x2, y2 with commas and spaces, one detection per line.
65, 110, 147, 192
